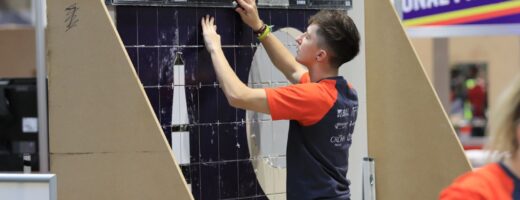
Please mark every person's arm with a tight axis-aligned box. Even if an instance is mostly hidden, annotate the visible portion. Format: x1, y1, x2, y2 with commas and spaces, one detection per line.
201, 16, 270, 114
259, 29, 307, 84
235, 0, 306, 84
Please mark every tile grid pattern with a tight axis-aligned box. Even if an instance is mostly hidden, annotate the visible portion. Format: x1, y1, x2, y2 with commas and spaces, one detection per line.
109, 0, 352, 10
116, 6, 315, 200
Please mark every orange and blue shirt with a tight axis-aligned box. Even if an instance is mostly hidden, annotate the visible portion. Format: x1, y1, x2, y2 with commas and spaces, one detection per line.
265, 72, 358, 200
440, 162, 520, 200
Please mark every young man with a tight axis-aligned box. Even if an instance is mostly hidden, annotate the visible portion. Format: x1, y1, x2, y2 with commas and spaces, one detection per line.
201, 0, 360, 198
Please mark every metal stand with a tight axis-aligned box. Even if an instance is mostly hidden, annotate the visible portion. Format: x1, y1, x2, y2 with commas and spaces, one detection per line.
362, 157, 376, 200
34, 0, 49, 172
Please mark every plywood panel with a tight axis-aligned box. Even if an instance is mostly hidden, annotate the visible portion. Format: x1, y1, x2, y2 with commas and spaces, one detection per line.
365, 1, 472, 199
410, 38, 433, 80
47, 0, 192, 199
51, 152, 185, 200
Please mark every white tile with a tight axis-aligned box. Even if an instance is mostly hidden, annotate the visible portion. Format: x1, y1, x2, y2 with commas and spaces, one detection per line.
171, 131, 190, 165
267, 193, 286, 200
259, 121, 274, 157
272, 120, 289, 156
272, 166, 286, 194
172, 62, 189, 125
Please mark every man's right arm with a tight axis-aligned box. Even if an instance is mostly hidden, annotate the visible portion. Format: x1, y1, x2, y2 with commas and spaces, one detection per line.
259, 30, 306, 84
235, 0, 306, 84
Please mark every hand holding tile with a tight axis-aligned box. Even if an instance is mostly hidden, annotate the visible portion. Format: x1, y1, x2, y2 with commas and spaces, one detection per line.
235, 0, 263, 31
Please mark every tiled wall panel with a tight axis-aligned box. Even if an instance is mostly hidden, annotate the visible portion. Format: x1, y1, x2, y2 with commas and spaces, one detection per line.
116, 6, 316, 200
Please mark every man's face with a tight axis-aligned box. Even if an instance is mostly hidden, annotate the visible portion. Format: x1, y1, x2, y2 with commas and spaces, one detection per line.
295, 24, 323, 68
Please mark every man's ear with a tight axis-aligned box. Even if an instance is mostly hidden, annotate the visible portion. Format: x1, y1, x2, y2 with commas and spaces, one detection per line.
316, 49, 328, 62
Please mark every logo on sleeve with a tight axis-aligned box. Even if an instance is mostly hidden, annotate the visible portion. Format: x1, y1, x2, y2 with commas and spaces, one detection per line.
330, 134, 346, 147
337, 108, 349, 118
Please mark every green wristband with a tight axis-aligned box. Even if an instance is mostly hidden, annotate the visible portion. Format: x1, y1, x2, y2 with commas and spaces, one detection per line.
257, 25, 272, 41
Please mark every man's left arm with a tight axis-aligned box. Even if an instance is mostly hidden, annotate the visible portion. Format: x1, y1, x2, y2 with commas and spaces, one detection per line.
201, 15, 270, 114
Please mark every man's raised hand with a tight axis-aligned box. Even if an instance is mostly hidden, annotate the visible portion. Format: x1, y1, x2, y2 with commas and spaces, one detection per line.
201, 15, 221, 54
235, 0, 263, 31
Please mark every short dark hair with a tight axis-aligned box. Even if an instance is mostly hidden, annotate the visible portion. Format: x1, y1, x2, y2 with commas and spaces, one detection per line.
309, 10, 360, 68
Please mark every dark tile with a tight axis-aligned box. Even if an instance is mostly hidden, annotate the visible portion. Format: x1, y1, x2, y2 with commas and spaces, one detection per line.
162, 126, 172, 147
196, 7, 217, 21
215, 8, 236, 45
116, 6, 137, 46
180, 164, 192, 184
237, 109, 246, 122
125, 47, 138, 73
137, 7, 158, 46
256, 182, 267, 197
159, 47, 175, 86
256, 188, 268, 198
270, 9, 288, 31
191, 164, 202, 200
256, 195, 269, 200
189, 125, 200, 163
288, 9, 306, 31
182, 48, 198, 86
222, 47, 235, 69
177, 8, 198, 45
200, 163, 219, 200
199, 124, 218, 162
186, 85, 199, 124
158, 7, 178, 46
218, 89, 237, 123
304, 9, 318, 26
219, 161, 239, 199
196, 7, 216, 46
309, 0, 346, 8
238, 160, 258, 197
239, 198, 258, 200
235, 14, 253, 45
218, 124, 237, 161
235, 47, 254, 84
138, 47, 159, 86
197, 48, 217, 85
145, 87, 160, 119
198, 85, 219, 124
258, 9, 271, 26
160, 86, 173, 126
236, 122, 250, 159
